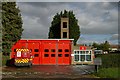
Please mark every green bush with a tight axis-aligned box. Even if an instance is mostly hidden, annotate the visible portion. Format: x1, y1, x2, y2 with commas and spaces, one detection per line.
96, 53, 120, 68
2, 55, 10, 66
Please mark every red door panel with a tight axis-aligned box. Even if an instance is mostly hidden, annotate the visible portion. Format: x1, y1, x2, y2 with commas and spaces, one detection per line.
63, 43, 71, 65
16, 42, 26, 49
42, 42, 57, 65
58, 43, 64, 65
58, 42, 71, 65
42, 42, 50, 64
49, 42, 56, 65
33, 43, 40, 65
28, 42, 40, 65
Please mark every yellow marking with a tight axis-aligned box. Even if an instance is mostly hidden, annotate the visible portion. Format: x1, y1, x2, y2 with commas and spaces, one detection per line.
15, 58, 30, 63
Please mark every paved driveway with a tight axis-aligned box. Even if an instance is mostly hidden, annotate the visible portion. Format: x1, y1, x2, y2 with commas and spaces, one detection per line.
2, 65, 97, 78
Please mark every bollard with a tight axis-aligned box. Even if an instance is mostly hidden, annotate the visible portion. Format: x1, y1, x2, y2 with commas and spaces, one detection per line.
93, 58, 102, 73
95, 65, 99, 73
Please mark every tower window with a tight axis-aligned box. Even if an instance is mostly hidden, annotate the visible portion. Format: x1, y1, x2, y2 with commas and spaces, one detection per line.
63, 32, 67, 38
63, 22, 67, 28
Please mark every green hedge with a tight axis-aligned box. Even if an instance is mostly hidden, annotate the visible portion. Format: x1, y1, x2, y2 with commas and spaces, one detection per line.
96, 53, 120, 68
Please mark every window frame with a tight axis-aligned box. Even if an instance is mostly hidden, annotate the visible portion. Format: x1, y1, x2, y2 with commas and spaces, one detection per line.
58, 49, 62, 52
44, 49, 49, 52
74, 50, 92, 62
65, 54, 69, 57
44, 54, 49, 57
63, 22, 67, 28
51, 49, 55, 52
34, 49, 39, 52
51, 54, 55, 57
65, 49, 69, 52
58, 54, 62, 57
34, 54, 39, 57
63, 32, 67, 38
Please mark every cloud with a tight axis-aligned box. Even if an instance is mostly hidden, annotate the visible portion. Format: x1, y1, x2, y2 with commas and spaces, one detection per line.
17, 2, 118, 41
16, 0, 120, 2
109, 34, 118, 40
77, 37, 94, 44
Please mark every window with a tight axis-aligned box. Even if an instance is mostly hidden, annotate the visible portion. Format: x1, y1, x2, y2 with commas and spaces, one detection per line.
34, 54, 39, 57
63, 32, 67, 38
34, 49, 39, 52
86, 51, 89, 54
81, 55, 85, 61
51, 54, 55, 57
51, 49, 55, 52
65, 54, 69, 57
58, 54, 62, 57
74, 50, 92, 62
63, 22, 67, 28
74, 51, 78, 54
44, 54, 49, 57
44, 49, 49, 52
75, 55, 79, 61
58, 49, 62, 52
14, 49, 16, 52
76, 51, 79, 54
65, 49, 69, 52
23, 52, 27, 57
81, 51, 85, 54
86, 55, 91, 61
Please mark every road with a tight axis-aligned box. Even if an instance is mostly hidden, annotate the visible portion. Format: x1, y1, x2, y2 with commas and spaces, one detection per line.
2, 65, 98, 79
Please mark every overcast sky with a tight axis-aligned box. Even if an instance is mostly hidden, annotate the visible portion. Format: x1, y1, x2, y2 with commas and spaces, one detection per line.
16, 2, 119, 45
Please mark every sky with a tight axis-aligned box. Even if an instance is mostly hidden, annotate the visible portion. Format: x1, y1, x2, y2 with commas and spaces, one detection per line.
16, 1, 119, 45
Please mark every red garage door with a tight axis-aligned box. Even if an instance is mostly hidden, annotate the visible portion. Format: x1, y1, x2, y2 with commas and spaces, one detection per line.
42, 41, 71, 65
42, 42, 57, 65
58, 42, 71, 65
63, 43, 71, 65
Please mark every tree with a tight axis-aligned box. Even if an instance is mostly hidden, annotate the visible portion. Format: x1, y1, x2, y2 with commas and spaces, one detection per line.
2, 2, 23, 55
102, 41, 110, 51
48, 10, 80, 45
92, 41, 110, 51
92, 42, 99, 49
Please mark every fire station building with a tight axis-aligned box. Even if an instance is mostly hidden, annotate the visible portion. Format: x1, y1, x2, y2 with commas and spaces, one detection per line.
11, 39, 94, 65
10, 17, 94, 65
11, 39, 74, 65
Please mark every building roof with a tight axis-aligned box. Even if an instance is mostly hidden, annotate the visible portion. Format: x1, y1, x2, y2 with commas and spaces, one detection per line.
110, 45, 118, 48
21, 39, 74, 41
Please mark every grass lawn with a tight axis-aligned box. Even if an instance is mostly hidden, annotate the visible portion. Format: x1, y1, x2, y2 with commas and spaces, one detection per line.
95, 67, 119, 78
94, 53, 120, 78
